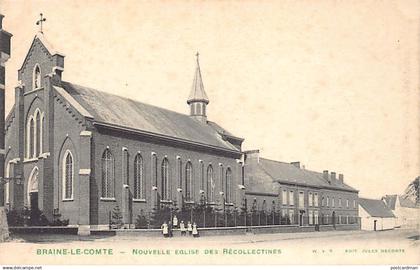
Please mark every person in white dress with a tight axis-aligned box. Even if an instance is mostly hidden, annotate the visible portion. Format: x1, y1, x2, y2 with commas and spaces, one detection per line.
161, 221, 169, 238
192, 222, 199, 238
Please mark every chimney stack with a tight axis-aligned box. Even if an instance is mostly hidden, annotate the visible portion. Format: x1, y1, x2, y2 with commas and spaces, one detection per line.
338, 173, 344, 184
291, 161, 300, 169
323, 170, 329, 181
244, 150, 260, 163
330, 172, 337, 182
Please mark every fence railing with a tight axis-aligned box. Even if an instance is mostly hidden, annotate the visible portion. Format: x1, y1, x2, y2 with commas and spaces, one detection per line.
133, 207, 361, 229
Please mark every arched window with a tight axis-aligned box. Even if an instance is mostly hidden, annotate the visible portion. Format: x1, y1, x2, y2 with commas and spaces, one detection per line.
40, 114, 44, 154
134, 154, 144, 199
177, 158, 182, 188
219, 164, 224, 194
35, 111, 41, 157
33, 65, 41, 89
101, 149, 115, 198
206, 165, 214, 202
225, 168, 232, 203
122, 148, 129, 185
161, 158, 170, 200
151, 153, 157, 187
63, 151, 73, 199
185, 161, 193, 201
200, 161, 204, 191
29, 117, 35, 157
26, 117, 32, 158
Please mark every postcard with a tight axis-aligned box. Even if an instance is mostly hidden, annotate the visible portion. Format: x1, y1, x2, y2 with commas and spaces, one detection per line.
0, 0, 419, 267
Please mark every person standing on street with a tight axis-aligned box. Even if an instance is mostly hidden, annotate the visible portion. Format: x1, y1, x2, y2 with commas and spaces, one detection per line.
192, 222, 199, 238
173, 215, 178, 228
161, 221, 169, 238
180, 220, 186, 236
187, 221, 193, 236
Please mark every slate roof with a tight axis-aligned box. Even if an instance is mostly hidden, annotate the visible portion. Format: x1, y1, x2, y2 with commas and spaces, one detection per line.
382, 195, 418, 210
359, 198, 396, 218
58, 81, 240, 152
245, 157, 358, 193
187, 56, 209, 104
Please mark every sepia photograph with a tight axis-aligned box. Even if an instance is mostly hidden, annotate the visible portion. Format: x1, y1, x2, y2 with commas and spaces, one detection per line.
0, 0, 419, 268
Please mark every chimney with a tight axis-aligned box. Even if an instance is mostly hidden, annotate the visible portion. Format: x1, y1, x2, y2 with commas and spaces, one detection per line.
244, 150, 260, 163
330, 172, 337, 182
338, 173, 344, 184
291, 161, 300, 169
323, 170, 329, 181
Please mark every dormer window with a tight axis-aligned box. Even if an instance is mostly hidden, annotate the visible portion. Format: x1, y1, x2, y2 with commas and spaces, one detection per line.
33, 64, 41, 89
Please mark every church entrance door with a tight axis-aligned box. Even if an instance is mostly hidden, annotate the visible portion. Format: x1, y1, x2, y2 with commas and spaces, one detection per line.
29, 192, 39, 211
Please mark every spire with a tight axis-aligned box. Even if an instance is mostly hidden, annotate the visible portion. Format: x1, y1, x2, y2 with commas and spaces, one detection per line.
187, 52, 209, 105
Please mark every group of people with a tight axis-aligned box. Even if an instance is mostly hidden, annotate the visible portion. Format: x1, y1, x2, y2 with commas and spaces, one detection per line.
161, 215, 199, 238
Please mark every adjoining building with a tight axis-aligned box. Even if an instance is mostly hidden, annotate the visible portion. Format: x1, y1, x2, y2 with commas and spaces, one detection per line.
244, 150, 360, 229
359, 198, 396, 231
382, 195, 420, 229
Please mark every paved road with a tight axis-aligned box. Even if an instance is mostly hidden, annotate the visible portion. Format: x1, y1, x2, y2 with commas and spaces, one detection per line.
7, 227, 419, 246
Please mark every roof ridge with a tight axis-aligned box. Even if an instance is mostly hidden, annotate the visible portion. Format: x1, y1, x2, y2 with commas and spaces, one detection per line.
259, 157, 293, 165
62, 80, 206, 122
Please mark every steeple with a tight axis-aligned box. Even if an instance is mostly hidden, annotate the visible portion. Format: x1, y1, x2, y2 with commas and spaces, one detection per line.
187, 52, 209, 123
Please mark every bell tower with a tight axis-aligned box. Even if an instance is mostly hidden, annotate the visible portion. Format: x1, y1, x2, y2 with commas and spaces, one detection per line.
187, 52, 209, 123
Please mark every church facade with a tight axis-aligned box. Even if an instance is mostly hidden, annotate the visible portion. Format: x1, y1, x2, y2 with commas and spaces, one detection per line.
3, 33, 244, 232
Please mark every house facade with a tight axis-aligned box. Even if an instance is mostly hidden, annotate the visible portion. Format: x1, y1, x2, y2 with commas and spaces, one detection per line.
3, 33, 245, 233
382, 195, 420, 229
359, 198, 396, 231
244, 150, 359, 228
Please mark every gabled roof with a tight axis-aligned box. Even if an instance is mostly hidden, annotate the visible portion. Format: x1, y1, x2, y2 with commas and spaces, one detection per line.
187, 55, 209, 104
359, 198, 396, 218
256, 158, 358, 192
59, 81, 240, 153
382, 194, 418, 209
382, 195, 397, 210
18, 32, 64, 72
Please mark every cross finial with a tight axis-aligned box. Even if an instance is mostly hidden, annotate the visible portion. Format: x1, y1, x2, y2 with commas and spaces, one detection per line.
36, 13, 46, 33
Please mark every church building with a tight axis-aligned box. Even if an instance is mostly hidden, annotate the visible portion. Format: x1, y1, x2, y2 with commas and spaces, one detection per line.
3, 18, 361, 235
3, 30, 245, 233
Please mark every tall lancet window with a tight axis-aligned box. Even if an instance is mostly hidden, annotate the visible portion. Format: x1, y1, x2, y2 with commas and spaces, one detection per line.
33, 65, 41, 89
225, 168, 232, 203
133, 154, 144, 199
63, 151, 73, 200
207, 165, 214, 203
29, 118, 35, 157
185, 161, 193, 201
101, 149, 115, 198
35, 111, 41, 156
151, 153, 157, 187
161, 158, 170, 200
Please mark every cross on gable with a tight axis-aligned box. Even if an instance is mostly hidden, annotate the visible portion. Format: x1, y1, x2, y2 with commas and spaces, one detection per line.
36, 13, 46, 33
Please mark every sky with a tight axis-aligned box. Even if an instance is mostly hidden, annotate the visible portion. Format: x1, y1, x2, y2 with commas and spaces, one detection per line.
1, 0, 419, 198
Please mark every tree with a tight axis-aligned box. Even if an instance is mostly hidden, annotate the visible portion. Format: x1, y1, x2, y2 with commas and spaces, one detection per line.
404, 176, 420, 205
111, 205, 124, 229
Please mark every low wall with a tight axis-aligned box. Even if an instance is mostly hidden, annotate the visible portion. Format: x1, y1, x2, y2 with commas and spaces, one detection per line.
250, 225, 313, 234
9, 226, 79, 235
8, 223, 361, 238
319, 224, 360, 231
0, 207, 9, 242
